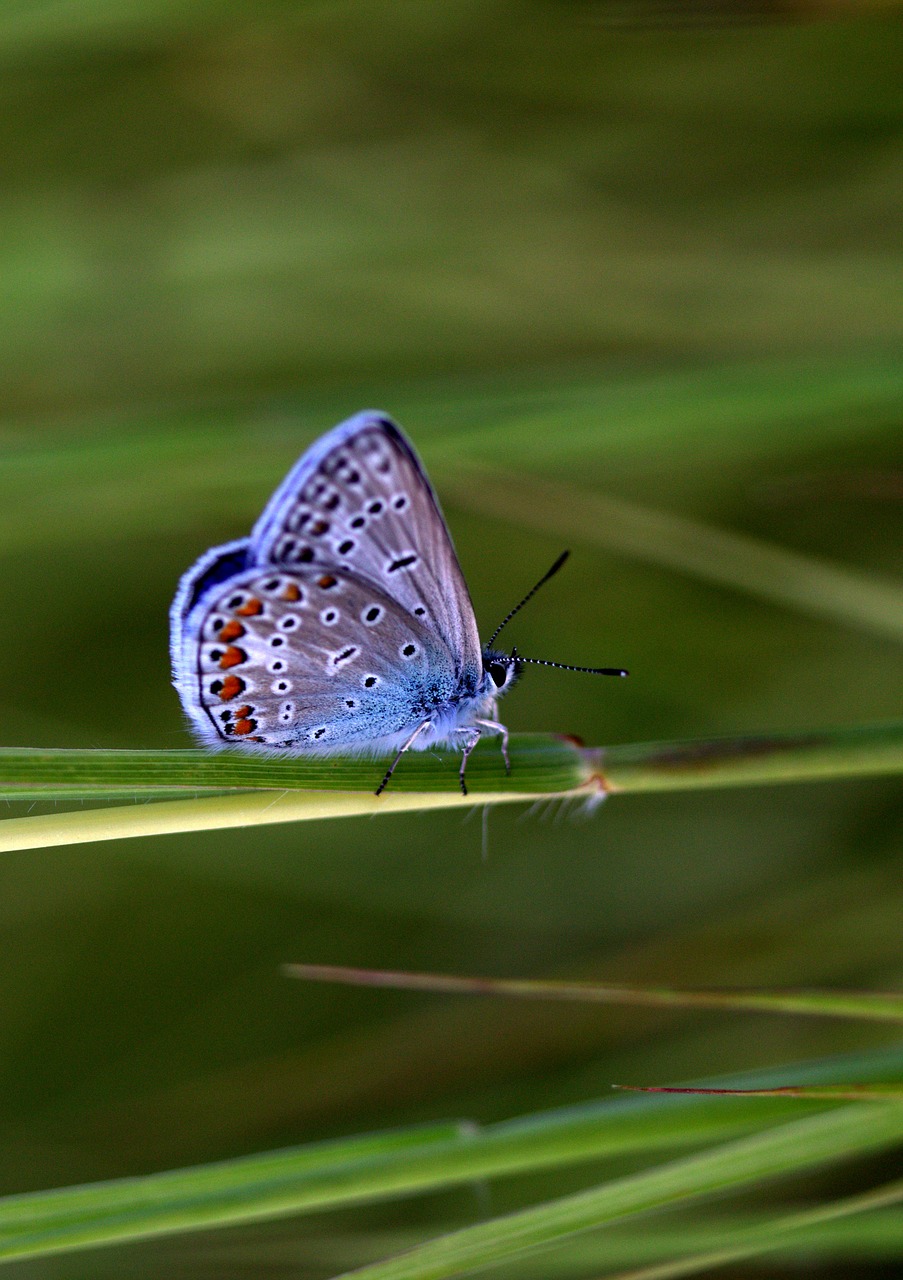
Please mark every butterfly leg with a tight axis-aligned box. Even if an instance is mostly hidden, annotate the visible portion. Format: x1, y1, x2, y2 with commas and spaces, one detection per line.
475, 718, 510, 776
457, 726, 483, 797
375, 721, 432, 797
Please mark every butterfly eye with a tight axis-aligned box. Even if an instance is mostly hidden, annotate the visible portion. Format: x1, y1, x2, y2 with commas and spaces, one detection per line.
488, 661, 509, 689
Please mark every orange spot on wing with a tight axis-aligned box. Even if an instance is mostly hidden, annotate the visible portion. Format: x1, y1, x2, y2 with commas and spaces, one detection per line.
219, 646, 247, 669
218, 619, 246, 642
281, 582, 301, 601
317, 574, 337, 589
233, 717, 258, 736
233, 705, 252, 719
236, 597, 263, 617
218, 674, 245, 700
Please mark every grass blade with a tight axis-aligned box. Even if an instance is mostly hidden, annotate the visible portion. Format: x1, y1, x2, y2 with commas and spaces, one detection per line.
597, 719, 903, 793
2, 1047, 902, 1264
601, 1178, 903, 1280
326, 1104, 903, 1280
614, 1085, 903, 1102
0, 721, 900, 850
0, 734, 584, 801
444, 466, 903, 644
282, 964, 903, 1025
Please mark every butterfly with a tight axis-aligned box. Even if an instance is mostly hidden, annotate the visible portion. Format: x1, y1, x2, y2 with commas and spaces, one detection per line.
170, 412, 627, 794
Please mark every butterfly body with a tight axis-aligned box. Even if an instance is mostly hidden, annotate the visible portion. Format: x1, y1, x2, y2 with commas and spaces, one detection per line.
171, 413, 520, 786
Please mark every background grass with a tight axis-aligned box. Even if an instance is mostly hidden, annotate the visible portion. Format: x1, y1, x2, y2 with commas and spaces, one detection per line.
0, 2, 902, 1276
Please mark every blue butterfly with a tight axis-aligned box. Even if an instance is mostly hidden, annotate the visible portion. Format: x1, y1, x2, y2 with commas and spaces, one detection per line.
171, 412, 626, 793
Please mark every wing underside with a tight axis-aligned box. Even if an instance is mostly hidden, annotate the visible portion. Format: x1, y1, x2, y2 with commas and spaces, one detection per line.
249, 413, 482, 678
183, 565, 468, 750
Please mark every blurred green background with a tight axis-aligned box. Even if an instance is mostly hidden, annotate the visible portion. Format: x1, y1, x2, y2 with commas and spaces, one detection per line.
1, 2, 902, 1276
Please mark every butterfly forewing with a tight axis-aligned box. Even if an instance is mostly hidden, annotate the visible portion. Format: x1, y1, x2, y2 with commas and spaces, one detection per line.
191, 566, 463, 749
248, 414, 482, 679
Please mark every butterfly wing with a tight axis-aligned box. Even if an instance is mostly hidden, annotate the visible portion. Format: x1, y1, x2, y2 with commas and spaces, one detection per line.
179, 563, 468, 750
248, 412, 483, 681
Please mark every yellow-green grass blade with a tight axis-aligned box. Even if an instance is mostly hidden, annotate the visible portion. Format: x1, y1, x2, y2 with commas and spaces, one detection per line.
1, 1047, 902, 1266
0, 789, 543, 854
283, 964, 903, 1026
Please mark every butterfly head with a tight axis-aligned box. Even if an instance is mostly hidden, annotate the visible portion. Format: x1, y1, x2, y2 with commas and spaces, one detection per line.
481, 647, 523, 698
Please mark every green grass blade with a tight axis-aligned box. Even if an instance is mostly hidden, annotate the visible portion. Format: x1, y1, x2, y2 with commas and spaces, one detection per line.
0, 735, 584, 801
282, 964, 903, 1025
325, 1104, 903, 1280
444, 466, 903, 644
0, 1120, 466, 1232
597, 719, 903, 793
601, 1178, 903, 1280
0, 723, 895, 803
437, 357, 903, 475
2, 358, 900, 551
286, 1208, 903, 1275
1, 1048, 901, 1265
0, 721, 899, 850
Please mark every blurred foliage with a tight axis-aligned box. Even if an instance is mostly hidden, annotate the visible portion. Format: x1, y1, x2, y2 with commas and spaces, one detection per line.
0, 2, 901, 417
0, 1, 902, 1277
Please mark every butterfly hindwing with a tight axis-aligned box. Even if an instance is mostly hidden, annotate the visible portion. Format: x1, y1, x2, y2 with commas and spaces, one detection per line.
185, 565, 464, 750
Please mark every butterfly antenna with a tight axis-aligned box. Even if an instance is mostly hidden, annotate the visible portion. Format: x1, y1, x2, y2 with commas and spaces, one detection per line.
512, 651, 628, 678
486, 550, 571, 648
